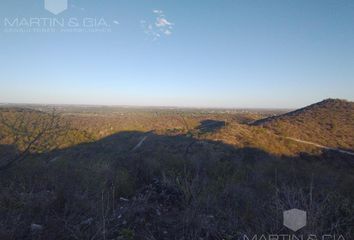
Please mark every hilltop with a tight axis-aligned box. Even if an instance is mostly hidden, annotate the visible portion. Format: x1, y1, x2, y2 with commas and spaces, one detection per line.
253, 99, 354, 150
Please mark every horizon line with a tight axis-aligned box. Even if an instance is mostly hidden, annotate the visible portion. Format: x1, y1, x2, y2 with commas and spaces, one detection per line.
0, 102, 295, 111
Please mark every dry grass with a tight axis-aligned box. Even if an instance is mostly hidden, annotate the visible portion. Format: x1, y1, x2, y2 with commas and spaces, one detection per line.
0, 105, 353, 239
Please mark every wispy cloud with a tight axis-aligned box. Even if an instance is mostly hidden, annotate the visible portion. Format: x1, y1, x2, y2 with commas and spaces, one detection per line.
141, 9, 174, 40
153, 9, 163, 14
155, 18, 172, 28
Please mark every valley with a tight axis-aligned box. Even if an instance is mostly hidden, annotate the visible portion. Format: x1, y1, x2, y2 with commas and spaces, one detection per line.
0, 99, 353, 239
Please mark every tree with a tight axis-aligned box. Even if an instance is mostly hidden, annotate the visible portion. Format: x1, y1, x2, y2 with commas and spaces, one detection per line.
0, 108, 68, 171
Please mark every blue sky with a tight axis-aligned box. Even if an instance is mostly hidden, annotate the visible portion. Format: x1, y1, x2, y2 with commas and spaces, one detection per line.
0, 0, 353, 108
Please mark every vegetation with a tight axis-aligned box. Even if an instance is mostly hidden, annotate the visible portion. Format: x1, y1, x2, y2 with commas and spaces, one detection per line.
0, 100, 353, 239
254, 99, 354, 150
0, 108, 69, 170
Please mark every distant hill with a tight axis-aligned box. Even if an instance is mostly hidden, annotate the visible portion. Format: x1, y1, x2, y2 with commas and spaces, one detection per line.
253, 99, 354, 150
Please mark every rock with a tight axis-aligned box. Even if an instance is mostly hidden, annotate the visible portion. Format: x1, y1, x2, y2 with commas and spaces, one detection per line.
31, 224, 43, 232
156, 209, 161, 216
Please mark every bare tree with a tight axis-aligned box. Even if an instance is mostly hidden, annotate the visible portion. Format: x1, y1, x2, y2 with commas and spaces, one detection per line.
173, 113, 191, 135
0, 108, 68, 171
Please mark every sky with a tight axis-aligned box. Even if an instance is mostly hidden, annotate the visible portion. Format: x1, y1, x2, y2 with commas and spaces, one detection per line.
0, 0, 353, 108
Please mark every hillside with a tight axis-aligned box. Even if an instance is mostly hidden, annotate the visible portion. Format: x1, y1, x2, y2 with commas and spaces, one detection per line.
253, 99, 354, 150
1, 104, 354, 239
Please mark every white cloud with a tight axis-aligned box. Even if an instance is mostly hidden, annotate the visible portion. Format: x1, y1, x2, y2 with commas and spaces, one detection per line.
153, 9, 163, 14
164, 30, 172, 35
141, 9, 174, 40
155, 18, 172, 27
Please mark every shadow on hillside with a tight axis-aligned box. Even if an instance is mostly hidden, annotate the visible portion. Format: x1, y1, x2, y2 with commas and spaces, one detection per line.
196, 120, 226, 134
36, 129, 354, 170
1, 128, 354, 171
43, 130, 274, 165
1, 130, 354, 240
0, 145, 18, 167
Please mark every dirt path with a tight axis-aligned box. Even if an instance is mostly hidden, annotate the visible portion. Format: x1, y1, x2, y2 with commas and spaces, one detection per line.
131, 131, 155, 152
131, 136, 148, 151
285, 137, 354, 156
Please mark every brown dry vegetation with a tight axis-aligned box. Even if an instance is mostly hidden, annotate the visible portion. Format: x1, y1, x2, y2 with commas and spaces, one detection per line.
254, 99, 354, 151
0, 102, 353, 240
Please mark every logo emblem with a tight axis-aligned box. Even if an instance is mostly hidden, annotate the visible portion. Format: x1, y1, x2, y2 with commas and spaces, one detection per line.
283, 209, 307, 232
44, 0, 68, 15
